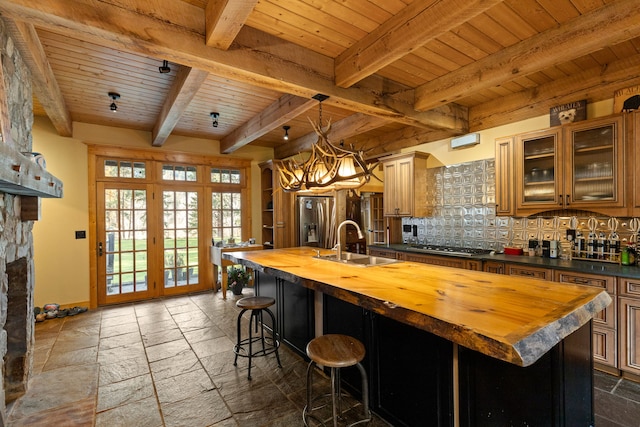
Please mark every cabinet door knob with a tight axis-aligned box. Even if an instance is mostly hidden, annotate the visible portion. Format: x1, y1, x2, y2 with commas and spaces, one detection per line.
566, 194, 570, 206
558, 194, 563, 205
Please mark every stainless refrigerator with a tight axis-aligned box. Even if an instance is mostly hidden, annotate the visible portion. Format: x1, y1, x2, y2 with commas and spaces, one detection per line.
296, 196, 335, 248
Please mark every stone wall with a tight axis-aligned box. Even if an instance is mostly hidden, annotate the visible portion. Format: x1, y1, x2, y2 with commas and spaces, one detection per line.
0, 18, 36, 426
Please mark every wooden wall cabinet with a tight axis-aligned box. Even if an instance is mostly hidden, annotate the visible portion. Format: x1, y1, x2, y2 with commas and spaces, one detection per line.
554, 270, 617, 368
495, 137, 515, 216
506, 115, 626, 216
629, 110, 640, 217
380, 152, 429, 217
259, 161, 295, 249
618, 278, 640, 376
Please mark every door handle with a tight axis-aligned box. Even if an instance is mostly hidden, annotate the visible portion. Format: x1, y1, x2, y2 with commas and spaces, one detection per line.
98, 242, 103, 256
566, 194, 570, 206
558, 194, 563, 205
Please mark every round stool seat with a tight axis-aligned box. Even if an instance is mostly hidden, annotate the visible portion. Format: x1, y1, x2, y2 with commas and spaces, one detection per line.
236, 296, 275, 310
306, 334, 365, 368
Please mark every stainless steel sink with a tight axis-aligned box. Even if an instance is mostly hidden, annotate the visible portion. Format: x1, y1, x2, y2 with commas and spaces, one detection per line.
315, 252, 400, 267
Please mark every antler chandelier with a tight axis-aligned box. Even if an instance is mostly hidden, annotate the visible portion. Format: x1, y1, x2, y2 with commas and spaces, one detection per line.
277, 95, 379, 193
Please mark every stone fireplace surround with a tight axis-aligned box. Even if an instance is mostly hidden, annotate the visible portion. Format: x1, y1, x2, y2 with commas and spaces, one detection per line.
0, 20, 38, 426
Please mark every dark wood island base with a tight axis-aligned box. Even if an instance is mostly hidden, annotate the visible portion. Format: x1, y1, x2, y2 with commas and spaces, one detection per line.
224, 247, 607, 426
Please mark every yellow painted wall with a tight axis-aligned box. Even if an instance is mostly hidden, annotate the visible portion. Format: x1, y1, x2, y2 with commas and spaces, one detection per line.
32, 117, 273, 307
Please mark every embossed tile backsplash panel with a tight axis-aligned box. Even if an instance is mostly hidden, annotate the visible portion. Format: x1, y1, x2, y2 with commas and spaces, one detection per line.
401, 158, 639, 251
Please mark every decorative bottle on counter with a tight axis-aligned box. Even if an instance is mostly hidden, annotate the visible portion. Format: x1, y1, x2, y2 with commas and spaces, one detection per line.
621, 245, 636, 266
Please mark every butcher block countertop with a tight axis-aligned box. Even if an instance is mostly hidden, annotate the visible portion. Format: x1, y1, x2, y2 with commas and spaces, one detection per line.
224, 247, 612, 367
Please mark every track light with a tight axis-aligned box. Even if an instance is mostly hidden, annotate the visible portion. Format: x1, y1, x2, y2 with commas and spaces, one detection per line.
158, 60, 171, 74
283, 126, 290, 140
210, 112, 219, 128
108, 92, 120, 112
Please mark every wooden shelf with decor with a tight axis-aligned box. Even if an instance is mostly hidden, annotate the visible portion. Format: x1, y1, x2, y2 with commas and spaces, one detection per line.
259, 160, 295, 249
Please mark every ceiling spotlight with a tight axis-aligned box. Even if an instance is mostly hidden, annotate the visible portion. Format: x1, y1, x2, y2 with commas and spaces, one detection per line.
108, 92, 120, 113
158, 60, 171, 74
210, 112, 219, 128
283, 125, 290, 140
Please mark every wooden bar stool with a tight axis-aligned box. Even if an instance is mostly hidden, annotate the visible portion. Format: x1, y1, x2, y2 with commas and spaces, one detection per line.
303, 334, 371, 427
233, 296, 281, 380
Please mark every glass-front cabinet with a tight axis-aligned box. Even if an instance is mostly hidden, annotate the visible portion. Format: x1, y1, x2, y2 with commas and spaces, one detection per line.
516, 115, 625, 216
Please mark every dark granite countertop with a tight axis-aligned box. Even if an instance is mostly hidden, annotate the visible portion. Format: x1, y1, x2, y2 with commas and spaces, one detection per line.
369, 244, 640, 279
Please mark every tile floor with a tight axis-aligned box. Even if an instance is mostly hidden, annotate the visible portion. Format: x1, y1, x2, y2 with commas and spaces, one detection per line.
6, 289, 640, 426
6, 289, 387, 427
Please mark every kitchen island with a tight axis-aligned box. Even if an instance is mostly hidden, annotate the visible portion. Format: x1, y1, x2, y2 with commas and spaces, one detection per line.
224, 247, 611, 426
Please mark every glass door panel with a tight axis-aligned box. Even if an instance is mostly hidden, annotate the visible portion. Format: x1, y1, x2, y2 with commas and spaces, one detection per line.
162, 189, 201, 291
97, 183, 154, 304
570, 124, 615, 202
521, 134, 558, 204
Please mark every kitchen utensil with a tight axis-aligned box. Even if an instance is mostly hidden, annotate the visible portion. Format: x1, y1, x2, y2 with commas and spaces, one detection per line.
587, 217, 598, 233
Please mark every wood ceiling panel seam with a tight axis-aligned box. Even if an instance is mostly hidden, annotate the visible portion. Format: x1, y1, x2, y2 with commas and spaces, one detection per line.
504, 0, 558, 32
245, 10, 347, 56
450, 22, 507, 56
535, 0, 582, 24
436, 31, 491, 62
484, 2, 538, 40
423, 38, 475, 68
37, 30, 168, 66
608, 40, 640, 59
255, 0, 369, 43
294, 0, 382, 32
46, 61, 174, 93
316, 0, 394, 26
467, 13, 521, 48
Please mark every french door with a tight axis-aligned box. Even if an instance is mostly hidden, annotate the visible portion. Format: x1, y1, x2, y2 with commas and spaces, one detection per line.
160, 186, 208, 296
97, 182, 156, 305
96, 183, 209, 304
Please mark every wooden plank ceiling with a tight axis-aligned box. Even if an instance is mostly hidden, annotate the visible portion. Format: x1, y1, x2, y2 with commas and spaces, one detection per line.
1, 0, 640, 159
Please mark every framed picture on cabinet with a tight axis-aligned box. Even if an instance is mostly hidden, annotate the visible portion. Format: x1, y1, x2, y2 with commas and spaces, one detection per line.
549, 100, 587, 126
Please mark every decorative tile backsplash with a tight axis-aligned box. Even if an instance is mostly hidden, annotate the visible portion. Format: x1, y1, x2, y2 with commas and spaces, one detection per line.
402, 158, 639, 251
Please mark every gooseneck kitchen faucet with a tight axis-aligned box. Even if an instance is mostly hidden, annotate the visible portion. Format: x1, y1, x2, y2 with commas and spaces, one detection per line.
335, 220, 364, 261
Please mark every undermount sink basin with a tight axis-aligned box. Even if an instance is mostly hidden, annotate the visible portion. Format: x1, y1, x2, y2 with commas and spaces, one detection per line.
315, 252, 400, 267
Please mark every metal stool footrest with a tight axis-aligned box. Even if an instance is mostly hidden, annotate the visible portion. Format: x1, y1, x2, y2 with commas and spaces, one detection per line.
302, 361, 372, 427
233, 302, 282, 380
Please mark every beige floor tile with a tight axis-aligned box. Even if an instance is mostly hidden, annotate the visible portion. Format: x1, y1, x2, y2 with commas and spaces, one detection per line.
95, 395, 162, 427
145, 338, 191, 363
99, 356, 150, 386
9, 364, 98, 419
161, 389, 232, 427
149, 349, 200, 382
155, 368, 215, 404
96, 373, 155, 412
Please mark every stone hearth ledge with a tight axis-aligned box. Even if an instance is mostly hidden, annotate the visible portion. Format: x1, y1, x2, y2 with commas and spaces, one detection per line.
224, 246, 612, 367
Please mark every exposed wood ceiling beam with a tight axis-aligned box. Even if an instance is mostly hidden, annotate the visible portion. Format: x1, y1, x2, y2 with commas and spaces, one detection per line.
0, 0, 467, 133
3, 18, 72, 137
469, 54, 640, 131
415, 0, 640, 111
221, 94, 316, 154
335, 0, 504, 88
351, 126, 454, 159
152, 66, 209, 147
274, 113, 389, 159
205, 0, 259, 50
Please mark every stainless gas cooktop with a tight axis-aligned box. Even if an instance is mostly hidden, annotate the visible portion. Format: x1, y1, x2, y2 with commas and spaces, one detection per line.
406, 245, 493, 257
